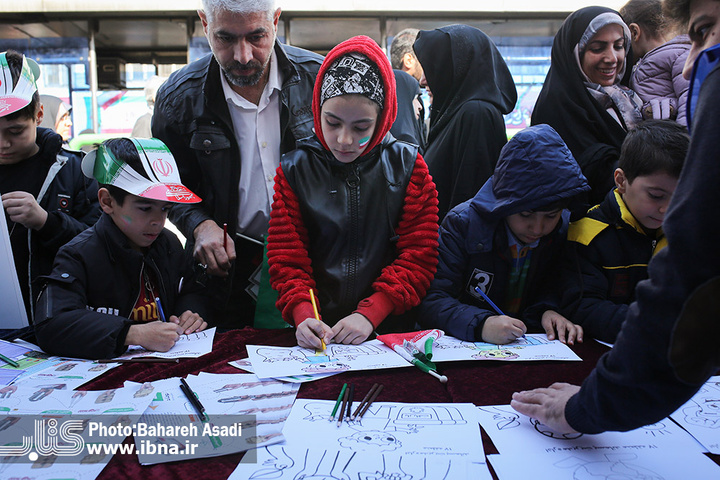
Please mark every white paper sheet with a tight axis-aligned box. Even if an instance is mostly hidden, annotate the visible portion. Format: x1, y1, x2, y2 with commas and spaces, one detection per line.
246, 340, 410, 379
0, 203, 29, 328
477, 405, 704, 456
488, 450, 720, 480
670, 375, 720, 454
431, 334, 582, 362
129, 373, 299, 465
229, 358, 340, 383
118, 326, 216, 359
230, 399, 491, 480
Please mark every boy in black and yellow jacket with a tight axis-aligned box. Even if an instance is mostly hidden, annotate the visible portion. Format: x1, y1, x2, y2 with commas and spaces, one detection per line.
559, 120, 688, 343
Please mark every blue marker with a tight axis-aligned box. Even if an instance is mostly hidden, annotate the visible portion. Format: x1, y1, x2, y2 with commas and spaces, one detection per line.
155, 297, 167, 322
474, 286, 526, 339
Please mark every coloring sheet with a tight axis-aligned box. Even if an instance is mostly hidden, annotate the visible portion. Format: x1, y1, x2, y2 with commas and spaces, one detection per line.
0, 340, 119, 388
670, 375, 720, 454
477, 405, 704, 456
488, 450, 720, 480
0, 204, 29, 328
246, 340, 410, 379
12, 359, 119, 390
230, 399, 492, 480
0, 382, 154, 414
119, 327, 216, 360
128, 373, 298, 464
229, 358, 340, 383
431, 334, 581, 362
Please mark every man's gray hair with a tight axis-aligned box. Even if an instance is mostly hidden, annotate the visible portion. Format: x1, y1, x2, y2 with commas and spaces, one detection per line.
389, 28, 420, 70
201, 0, 277, 22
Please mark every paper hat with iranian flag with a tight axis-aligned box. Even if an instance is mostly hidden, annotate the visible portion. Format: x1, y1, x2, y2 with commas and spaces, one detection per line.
81, 137, 202, 204
0, 51, 41, 117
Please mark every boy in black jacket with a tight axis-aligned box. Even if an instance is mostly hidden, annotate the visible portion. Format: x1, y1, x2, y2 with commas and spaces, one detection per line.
35, 138, 207, 359
0, 50, 99, 321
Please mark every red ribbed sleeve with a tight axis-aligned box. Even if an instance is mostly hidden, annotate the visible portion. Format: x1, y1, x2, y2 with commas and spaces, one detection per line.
356, 155, 440, 324
267, 165, 316, 327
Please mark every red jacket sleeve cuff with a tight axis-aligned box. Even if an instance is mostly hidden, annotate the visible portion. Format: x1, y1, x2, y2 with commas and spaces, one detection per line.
292, 302, 317, 327
354, 291, 395, 328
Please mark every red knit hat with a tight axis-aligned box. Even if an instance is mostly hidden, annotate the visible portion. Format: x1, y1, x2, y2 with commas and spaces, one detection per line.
313, 35, 397, 155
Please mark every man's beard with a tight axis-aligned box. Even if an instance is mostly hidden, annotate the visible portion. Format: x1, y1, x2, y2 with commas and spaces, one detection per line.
222, 59, 268, 87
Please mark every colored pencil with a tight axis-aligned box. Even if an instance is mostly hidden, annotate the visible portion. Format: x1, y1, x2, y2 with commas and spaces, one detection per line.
358, 384, 384, 419
337, 385, 349, 427
351, 383, 378, 420
329, 383, 348, 421
309, 288, 325, 351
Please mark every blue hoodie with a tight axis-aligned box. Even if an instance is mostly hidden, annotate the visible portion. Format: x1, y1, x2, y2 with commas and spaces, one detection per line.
418, 124, 589, 340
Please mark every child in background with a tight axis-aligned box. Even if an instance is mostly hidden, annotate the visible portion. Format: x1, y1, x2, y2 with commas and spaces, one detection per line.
620, 0, 691, 125
559, 119, 688, 343
35, 138, 208, 359
418, 124, 589, 345
0, 50, 99, 321
267, 36, 439, 349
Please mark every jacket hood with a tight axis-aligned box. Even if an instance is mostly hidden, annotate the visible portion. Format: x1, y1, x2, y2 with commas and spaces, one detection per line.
312, 35, 396, 155
471, 124, 590, 220
39, 94, 71, 131
413, 25, 517, 139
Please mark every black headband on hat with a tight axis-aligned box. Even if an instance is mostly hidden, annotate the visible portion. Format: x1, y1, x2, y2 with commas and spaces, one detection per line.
320, 53, 384, 109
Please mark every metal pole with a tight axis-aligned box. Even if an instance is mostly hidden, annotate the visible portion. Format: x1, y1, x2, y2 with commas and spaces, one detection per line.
284, 17, 291, 46
380, 17, 387, 54
87, 20, 99, 133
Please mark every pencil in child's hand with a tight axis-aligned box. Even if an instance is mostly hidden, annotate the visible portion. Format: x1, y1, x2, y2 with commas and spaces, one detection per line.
329, 383, 348, 421
309, 288, 325, 351
223, 223, 228, 252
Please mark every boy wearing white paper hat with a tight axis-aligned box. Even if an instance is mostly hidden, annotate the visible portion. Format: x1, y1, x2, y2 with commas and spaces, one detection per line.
0, 50, 100, 322
35, 137, 208, 359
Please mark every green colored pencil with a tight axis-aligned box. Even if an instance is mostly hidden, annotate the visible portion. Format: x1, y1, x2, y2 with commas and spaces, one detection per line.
328, 383, 348, 421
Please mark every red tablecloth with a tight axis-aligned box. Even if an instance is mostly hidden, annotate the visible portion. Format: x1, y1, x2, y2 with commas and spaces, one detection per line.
82, 328, 718, 479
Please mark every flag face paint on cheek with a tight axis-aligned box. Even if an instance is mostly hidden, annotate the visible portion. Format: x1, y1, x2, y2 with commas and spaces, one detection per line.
359, 136, 370, 148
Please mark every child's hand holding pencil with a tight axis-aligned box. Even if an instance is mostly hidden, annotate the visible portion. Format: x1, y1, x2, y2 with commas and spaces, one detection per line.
295, 289, 333, 350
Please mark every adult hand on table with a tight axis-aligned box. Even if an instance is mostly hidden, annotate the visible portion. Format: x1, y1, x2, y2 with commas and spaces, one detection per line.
511, 382, 580, 434
193, 219, 236, 276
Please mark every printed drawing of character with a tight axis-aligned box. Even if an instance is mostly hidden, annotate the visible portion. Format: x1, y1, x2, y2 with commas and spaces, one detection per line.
554, 453, 664, 480
0, 385, 17, 398
218, 390, 295, 403
80, 453, 106, 464
55, 362, 77, 371
530, 418, 583, 440
359, 455, 456, 480
256, 347, 306, 363
248, 446, 295, 478
0, 416, 20, 432
29, 384, 67, 401
683, 396, 720, 428
301, 362, 350, 374
31, 454, 57, 469
641, 421, 671, 437
213, 379, 281, 392
479, 406, 521, 431
95, 389, 117, 404
394, 405, 467, 426
133, 382, 155, 398
294, 449, 356, 480
327, 344, 385, 361
69, 390, 88, 408
88, 364, 108, 372
338, 430, 402, 453
472, 349, 520, 360
302, 401, 333, 421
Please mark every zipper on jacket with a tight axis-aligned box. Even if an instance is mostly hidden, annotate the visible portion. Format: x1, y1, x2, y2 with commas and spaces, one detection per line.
343, 164, 361, 306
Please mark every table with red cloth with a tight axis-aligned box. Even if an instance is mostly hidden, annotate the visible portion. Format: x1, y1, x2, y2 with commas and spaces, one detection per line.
82, 327, 717, 479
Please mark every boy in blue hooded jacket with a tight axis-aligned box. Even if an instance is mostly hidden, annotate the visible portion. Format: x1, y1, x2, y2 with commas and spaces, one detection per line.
418, 124, 590, 344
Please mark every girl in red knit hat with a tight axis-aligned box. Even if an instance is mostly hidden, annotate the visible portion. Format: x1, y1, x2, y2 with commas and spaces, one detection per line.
267, 35, 440, 348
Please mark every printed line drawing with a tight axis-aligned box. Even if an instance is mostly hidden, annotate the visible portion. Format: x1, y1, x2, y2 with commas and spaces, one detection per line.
553, 453, 665, 480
